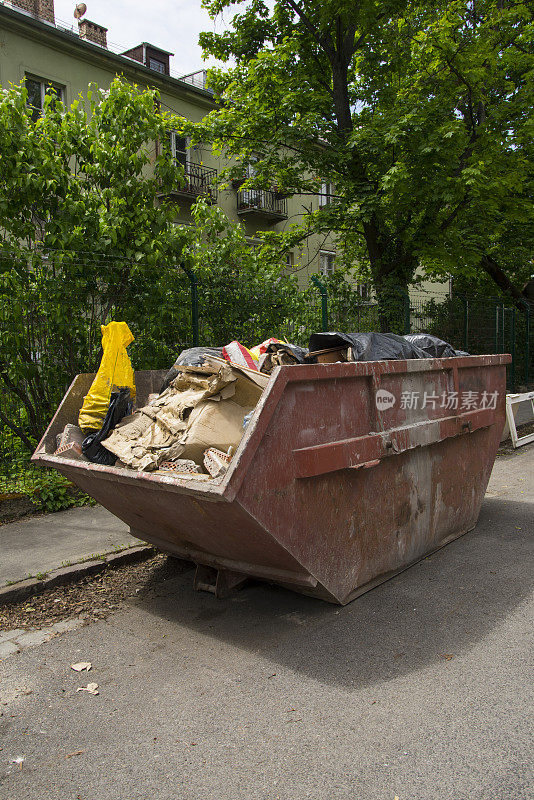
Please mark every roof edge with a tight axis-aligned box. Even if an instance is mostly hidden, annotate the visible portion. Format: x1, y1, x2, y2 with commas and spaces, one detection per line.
0, 4, 215, 106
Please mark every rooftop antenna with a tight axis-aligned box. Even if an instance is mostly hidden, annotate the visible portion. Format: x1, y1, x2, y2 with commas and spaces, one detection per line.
73, 3, 87, 19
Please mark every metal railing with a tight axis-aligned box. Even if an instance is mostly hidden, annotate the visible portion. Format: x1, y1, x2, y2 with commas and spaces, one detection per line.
180, 70, 210, 91
237, 189, 288, 219
175, 163, 217, 203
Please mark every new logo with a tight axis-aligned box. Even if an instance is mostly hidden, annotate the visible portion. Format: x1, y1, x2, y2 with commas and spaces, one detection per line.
375, 389, 396, 410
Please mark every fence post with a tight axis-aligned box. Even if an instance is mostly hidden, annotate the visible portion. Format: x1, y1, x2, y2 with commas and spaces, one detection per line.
510, 306, 516, 391
182, 265, 199, 347
520, 300, 530, 388
311, 275, 328, 330
403, 290, 411, 335
461, 296, 469, 351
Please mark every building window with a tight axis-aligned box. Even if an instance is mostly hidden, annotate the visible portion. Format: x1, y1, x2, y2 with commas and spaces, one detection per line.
25, 75, 64, 122
357, 283, 370, 301
149, 58, 165, 74
242, 158, 263, 204
170, 132, 189, 168
246, 158, 258, 179
319, 181, 334, 208
319, 251, 336, 276
285, 251, 294, 269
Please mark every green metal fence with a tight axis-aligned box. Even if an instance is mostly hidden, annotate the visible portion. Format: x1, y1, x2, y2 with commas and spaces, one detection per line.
407, 289, 532, 391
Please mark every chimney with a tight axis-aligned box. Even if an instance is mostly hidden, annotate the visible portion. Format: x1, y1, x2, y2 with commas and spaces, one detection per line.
11, 0, 55, 24
78, 18, 107, 48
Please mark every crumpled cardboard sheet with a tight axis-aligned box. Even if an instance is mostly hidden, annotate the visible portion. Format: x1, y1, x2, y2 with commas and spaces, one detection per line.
102, 360, 262, 472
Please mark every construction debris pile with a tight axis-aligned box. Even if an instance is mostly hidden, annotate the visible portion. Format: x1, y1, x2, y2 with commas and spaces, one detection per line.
102, 357, 263, 475
52, 322, 468, 480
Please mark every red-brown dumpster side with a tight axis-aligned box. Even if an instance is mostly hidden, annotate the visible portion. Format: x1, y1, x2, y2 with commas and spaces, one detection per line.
33, 355, 510, 604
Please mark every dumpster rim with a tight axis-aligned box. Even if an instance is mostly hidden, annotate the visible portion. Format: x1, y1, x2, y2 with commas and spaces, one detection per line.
33, 355, 511, 500
31, 451, 228, 498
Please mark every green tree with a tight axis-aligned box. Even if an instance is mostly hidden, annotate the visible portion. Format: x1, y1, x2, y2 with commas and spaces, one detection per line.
189, 0, 533, 325
0, 78, 190, 446
180, 197, 306, 345
0, 79, 302, 449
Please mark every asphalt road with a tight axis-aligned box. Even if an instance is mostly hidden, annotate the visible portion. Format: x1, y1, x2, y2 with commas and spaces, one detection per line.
1, 446, 533, 800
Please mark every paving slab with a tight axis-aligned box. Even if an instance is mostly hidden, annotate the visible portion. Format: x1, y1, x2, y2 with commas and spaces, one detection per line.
13, 629, 54, 648
0, 505, 139, 587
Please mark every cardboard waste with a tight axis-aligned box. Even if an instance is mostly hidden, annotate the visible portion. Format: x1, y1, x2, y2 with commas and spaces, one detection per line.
162, 347, 224, 391
102, 357, 263, 472
258, 342, 309, 372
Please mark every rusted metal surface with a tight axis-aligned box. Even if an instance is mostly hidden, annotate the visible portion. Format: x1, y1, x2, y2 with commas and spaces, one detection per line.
33, 354, 510, 604
193, 565, 249, 598
293, 407, 496, 478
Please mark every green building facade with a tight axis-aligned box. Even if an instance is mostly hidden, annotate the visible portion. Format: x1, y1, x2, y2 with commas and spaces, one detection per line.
0, 0, 341, 281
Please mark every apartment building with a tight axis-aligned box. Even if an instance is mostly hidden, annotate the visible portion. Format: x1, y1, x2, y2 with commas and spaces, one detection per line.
0, 0, 340, 280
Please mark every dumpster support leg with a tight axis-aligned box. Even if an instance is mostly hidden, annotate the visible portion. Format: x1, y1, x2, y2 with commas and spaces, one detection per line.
194, 565, 248, 598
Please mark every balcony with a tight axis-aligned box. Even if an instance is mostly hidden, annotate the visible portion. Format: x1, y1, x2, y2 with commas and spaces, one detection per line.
237, 189, 287, 222
160, 163, 217, 204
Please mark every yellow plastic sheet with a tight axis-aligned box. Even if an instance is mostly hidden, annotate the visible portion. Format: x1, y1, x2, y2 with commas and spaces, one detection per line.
78, 321, 136, 432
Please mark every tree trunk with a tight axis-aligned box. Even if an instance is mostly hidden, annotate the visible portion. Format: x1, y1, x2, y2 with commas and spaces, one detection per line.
480, 254, 530, 313
364, 234, 416, 333
372, 274, 410, 334
327, 20, 417, 330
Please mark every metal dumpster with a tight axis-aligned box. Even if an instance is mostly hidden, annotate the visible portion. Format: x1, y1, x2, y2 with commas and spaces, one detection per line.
33, 355, 510, 604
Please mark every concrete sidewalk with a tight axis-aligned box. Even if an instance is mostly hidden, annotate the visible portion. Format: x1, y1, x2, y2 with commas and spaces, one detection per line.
0, 442, 531, 590
0, 506, 138, 587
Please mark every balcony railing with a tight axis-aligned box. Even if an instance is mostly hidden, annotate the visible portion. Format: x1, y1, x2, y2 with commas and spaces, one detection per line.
237, 189, 288, 221
169, 163, 217, 203
180, 70, 212, 92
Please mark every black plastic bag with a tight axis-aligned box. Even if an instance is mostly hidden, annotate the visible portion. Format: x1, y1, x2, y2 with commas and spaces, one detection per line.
403, 334, 468, 358
308, 331, 430, 361
82, 387, 133, 466
161, 347, 224, 391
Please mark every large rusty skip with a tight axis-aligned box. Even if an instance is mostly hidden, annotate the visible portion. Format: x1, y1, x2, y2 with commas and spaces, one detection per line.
33, 355, 510, 604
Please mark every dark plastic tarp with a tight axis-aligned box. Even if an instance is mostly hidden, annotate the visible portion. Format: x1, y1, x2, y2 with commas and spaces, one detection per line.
404, 334, 468, 358
308, 332, 430, 361
82, 388, 133, 465
308, 332, 468, 362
